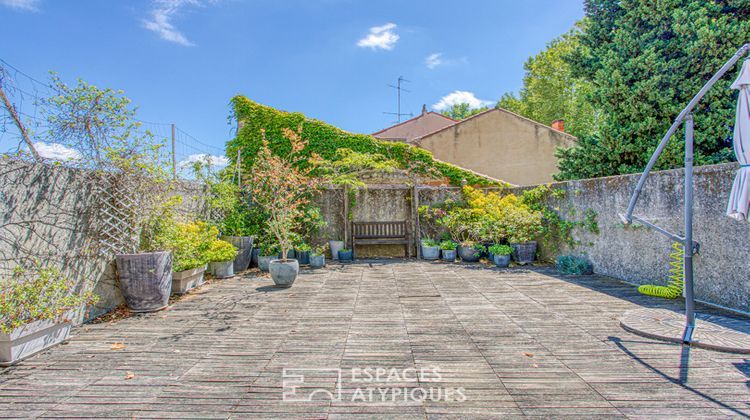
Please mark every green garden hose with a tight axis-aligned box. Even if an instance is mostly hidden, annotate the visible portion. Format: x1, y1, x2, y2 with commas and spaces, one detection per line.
637, 242, 684, 299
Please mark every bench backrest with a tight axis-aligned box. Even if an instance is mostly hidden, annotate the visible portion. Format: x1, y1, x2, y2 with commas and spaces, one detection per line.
352, 221, 407, 239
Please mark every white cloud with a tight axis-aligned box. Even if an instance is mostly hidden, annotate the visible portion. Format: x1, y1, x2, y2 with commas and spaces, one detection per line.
0, 0, 40, 11
357, 23, 399, 51
425, 53, 443, 69
178, 153, 229, 169
33, 142, 81, 162
142, 0, 213, 47
432, 91, 494, 112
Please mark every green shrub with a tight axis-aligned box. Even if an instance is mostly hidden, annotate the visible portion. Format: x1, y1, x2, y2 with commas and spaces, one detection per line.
205, 240, 238, 263
154, 221, 218, 272
0, 265, 98, 334
555, 255, 593, 275
439, 240, 457, 251
488, 244, 513, 256
296, 243, 312, 252
421, 238, 438, 247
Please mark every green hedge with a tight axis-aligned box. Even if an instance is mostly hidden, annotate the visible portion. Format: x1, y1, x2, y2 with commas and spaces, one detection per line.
227, 96, 501, 187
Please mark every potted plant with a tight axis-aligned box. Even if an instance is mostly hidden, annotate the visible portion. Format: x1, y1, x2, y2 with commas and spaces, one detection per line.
338, 248, 354, 261
488, 244, 512, 268
166, 222, 216, 295
1, 264, 97, 365
329, 238, 344, 261
458, 242, 484, 263
250, 128, 320, 287
439, 240, 457, 262
309, 244, 327, 269
257, 244, 277, 272
421, 238, 440, 260
296, 243, 312, 265
207, 239, 238, 279
507, 207, 543, 265
219, 203, 255, 274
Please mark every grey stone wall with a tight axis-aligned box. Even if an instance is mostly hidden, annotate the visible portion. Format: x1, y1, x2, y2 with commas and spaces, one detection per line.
0, 158, 206, 321
507, 162, 749, 313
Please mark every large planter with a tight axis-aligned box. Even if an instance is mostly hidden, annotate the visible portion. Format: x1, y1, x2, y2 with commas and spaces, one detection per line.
171, 264, 207, 295
309, 254, 326, 268
329, 240, 344, 260
269, 259, 299, 288
250, 248, 260, 268
0, 312, 75, 366
209, 261, 234, 279
441, 249, 456, 262
493, 254, 511, 268
511, 241, 537, 265
258, 255, 274, 272
221, 236, 254, 273
116, 251, 173, 312
338, 249, 353, 261
457, 245, 481, 262
421, 245, 440, 260
296, 250, 311, 265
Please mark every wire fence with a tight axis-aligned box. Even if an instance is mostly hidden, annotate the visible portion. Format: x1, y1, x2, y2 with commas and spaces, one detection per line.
0, 57, 228, 179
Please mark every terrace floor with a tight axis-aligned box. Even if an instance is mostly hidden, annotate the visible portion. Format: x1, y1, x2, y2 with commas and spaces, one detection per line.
1, 260, 749, 418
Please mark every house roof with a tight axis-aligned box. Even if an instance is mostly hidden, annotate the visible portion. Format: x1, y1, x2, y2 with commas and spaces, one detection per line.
371, 111, 457, 140
411, 107, 578, 144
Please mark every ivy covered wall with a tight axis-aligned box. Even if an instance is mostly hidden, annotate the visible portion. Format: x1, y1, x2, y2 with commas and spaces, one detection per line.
227, 96, 502, 187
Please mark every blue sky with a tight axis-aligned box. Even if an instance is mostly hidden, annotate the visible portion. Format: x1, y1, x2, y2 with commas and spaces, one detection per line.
0, 0, 583, 160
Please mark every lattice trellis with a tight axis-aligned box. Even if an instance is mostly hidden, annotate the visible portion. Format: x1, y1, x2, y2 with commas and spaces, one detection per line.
90, 176, 141, 257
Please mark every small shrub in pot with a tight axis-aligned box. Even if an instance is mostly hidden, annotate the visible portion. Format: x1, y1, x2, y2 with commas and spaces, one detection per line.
295, 243, 312, 265
206, 239, 238, 279
309, 245, 327, 268
338, 248, 354, 261
421, 238, 440, 260
439, 240, 457, 262
457, 242, 483, 263
488, 244, 512, 268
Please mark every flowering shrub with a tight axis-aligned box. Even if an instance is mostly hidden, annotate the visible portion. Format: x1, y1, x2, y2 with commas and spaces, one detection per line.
0, 264, 98, 334
250, 127, 320, 261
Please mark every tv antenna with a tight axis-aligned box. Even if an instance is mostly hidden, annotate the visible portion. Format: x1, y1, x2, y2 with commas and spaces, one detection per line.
384, 76, 413, 123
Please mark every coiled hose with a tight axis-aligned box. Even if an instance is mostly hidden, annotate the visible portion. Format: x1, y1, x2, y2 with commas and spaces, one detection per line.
638, 241, 684, 299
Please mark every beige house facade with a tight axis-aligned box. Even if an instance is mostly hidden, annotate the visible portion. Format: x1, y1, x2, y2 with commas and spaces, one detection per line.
372, 106, 456, 142
374, 107, 576, 185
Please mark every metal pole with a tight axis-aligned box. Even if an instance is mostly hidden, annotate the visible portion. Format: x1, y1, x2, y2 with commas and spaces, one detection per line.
413, 185, 421, 259
682, 115, 696, 344
171, 123, 177, 179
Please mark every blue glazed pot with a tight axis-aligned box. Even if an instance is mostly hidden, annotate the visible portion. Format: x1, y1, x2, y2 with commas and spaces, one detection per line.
309, 254, 326, 268
421, 245, 440, 260
441, 249, 456, 261
493, 254, 511, 268
457, 245, 481, 262
296, 250, 311, 265
338, 250, 353, 261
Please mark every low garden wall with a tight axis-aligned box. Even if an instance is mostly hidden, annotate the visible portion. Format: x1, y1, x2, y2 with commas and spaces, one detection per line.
0, 158, 206, 320
509, 162, 749, 313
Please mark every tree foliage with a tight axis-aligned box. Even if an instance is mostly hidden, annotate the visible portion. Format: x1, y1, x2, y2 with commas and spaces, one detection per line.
498, 23, 599, 140
439, 103, 489, 120
555, 0, 750, 180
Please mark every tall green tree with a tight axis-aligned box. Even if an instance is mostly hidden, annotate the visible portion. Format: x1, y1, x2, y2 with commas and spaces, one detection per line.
556, 0, 750, 180
439, 103, 489, 120
498, 24, 599, 140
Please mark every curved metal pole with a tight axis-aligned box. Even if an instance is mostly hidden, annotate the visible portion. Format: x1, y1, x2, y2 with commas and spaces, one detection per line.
682, 115, 695, 344
622, 43, 750, 224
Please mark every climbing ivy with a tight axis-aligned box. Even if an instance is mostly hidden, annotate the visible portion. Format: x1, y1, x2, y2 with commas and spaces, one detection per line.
227, 97, 502, 187
520, 185, 599, 254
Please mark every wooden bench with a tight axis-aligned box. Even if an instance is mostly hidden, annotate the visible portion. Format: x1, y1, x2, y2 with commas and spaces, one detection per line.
351, 221, 411, 258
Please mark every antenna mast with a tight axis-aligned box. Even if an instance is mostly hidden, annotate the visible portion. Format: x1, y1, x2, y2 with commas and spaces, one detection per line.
384, 76, 413, 123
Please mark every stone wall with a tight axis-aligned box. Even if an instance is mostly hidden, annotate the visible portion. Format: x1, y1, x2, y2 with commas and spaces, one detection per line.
0, 158, 206, 320
507, 162, 749, 313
